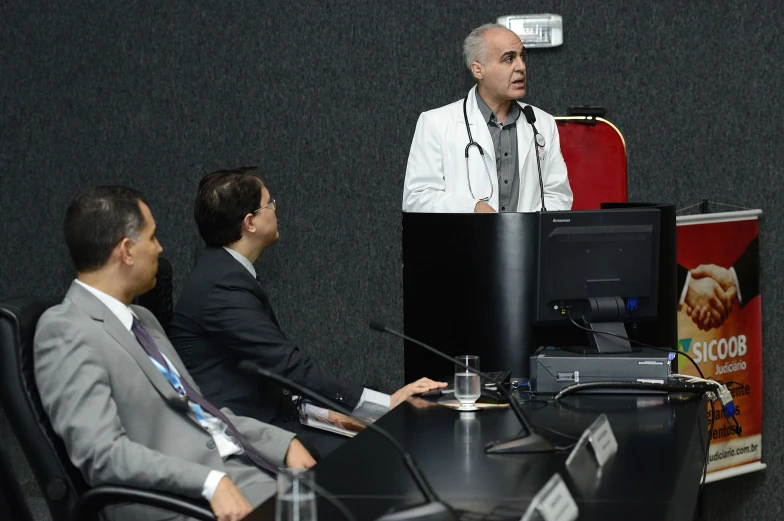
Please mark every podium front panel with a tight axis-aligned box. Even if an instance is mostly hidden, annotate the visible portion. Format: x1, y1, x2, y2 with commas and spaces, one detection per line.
402, 213, 537, 381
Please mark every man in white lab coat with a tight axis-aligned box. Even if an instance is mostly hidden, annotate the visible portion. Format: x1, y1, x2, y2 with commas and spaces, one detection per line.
402, 23, 573, 213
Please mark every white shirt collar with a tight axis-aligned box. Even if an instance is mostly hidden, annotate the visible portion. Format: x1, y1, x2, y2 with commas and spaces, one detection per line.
74, 279, 135, 331
222, 247, 257, 279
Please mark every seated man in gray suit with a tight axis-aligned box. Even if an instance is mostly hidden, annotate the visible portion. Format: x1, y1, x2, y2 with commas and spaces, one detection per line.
34, 186, 315, 521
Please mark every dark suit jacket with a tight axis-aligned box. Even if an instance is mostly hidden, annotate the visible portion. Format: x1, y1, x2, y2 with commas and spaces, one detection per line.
733, 235, 760, 308
168, 247, 364, 430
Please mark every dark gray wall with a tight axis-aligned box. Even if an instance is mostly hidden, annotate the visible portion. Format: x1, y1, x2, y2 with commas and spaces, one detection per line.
1, 1, 781, 519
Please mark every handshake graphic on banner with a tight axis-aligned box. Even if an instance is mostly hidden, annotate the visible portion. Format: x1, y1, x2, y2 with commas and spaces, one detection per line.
678, 236, 759, 332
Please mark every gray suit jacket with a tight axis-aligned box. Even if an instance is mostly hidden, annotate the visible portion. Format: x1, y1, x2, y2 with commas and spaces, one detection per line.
34, 282, 295, 521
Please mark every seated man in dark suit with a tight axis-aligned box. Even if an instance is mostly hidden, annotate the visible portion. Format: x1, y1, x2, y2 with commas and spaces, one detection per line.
168, 167, 446, 458
34, 186, 314, 521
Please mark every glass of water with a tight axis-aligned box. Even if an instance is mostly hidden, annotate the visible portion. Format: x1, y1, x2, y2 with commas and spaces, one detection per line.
276, 468, 317, 521
454, 355, 481, 411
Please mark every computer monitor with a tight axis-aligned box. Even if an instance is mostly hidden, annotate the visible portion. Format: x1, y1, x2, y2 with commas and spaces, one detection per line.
534, 208, 660, 353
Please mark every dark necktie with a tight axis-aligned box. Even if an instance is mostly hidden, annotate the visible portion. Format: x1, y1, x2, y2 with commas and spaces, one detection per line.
131, 318, 278, 475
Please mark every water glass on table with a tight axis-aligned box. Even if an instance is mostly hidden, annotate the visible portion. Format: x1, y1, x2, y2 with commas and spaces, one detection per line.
454, 355, 481, 411
276, 468, 317, 521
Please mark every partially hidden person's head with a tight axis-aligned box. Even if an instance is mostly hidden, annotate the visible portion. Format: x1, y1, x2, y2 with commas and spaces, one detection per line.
194, 166, 279, 251
463, 23, 527, 103
64, 186, 163, 297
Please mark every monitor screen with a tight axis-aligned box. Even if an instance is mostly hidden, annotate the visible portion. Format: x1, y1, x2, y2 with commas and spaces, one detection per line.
534, 208, 660, 326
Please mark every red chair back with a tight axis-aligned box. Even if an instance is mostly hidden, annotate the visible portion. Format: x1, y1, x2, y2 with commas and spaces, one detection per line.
556, 117, 627, 209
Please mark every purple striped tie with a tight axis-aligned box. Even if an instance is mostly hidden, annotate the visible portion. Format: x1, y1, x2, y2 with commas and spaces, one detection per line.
131, 318, 278, 475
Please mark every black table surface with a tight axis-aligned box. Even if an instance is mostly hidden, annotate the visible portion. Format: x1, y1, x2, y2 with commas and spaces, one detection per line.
248, 392, 707, 521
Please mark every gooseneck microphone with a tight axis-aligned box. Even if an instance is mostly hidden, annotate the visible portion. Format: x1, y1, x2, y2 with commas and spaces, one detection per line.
368, 321, 555, 454
237, 361, 458, 521
521, 105, 547, 212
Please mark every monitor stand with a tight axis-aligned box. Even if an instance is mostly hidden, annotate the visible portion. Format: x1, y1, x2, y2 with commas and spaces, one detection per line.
562, 345, 643, 355
587, 320, 634, 353
573, 297, 644, 355
562, 320, 642, 355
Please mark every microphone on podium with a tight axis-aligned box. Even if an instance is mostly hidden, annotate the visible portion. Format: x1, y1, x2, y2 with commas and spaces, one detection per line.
521, 105, 547, 212
237, 361, 458, 521
368, 321, 556, 454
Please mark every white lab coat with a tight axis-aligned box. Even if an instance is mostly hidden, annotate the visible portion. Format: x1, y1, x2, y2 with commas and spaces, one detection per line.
402, 85, 573, 213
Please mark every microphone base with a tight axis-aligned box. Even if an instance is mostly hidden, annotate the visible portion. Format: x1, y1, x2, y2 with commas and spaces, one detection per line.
484, 430, 557, 454
374, 501, 459, 521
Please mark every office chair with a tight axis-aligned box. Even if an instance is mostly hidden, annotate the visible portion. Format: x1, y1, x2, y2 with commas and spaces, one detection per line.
134, 256, 174, 331
0, 296, 215, 521
0, 427, 33, 521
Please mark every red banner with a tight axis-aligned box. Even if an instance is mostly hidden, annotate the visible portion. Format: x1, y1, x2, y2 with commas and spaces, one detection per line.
676, 211, 765, 481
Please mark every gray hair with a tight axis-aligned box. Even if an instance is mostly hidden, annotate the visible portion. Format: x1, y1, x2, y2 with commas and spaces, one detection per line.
463, 23, 507, 70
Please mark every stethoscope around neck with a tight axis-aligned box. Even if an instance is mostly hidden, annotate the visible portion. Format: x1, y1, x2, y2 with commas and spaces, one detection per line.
462, 93, 546, 203
463, 95, 494, 202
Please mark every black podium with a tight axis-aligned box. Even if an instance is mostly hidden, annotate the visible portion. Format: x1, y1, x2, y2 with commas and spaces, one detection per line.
402, 213, 538, 380
402, 206, 678, 382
